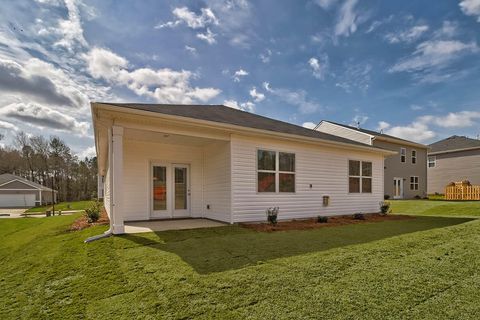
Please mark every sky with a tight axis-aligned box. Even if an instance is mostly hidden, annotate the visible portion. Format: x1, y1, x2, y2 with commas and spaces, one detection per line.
0, 0, 480, 157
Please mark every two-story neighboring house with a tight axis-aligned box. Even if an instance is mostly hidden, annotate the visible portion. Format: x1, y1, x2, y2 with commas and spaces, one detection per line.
427, 135, 480, 194
315, 121, 428, 199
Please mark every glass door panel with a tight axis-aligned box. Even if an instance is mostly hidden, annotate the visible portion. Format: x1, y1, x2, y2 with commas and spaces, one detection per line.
153, 166, 167, 211
173, 165, 189, 217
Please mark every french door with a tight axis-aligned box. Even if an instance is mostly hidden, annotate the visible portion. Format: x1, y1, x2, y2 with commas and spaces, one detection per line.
393, 177, 404, 199
151, 163, 190, 219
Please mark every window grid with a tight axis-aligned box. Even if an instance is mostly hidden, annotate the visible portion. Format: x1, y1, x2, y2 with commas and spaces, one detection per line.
400, 148, 406, 163
257, 150, 295, 193
410, 176, 419, 190
411, 149, 417, 164
349, 160, 372, 193
428, 156, 436, 168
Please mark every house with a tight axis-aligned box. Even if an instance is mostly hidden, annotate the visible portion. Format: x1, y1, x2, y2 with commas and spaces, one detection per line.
92, 103, 395, 234
0, 173, 57, 208
315, 121, 428, 199
427, 135, 480, 194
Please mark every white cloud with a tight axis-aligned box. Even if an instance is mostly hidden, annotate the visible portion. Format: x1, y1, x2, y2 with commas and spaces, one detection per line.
434, 21, 458, 38
263, 82, 321, 114
335, 61, 372, 93
223, 99, 255, 112
84, 47, 220, 104
259, 49, 272, 63
196, 28, 217, 44
302, 122, 317, 129
380, 120, 436, 142
78, 145, 96, 158
0, 102, 89, 136
51, 0, 88, 50
156, 7, 218, 29
233, 68, 249, 82
389, 40, 478, 82
335, 0, 361, 38
249, 87, 265, 102
421, 111, 480, 128
0, 120, 19, 131
314, 0, 338, 9
308, 55, 329, 80
384, 24, 429, 44
459, 0, 480, 22
410, 104, 424, 111
185, 45, 197, 54
377, 110, 480, 143
351, 115, 368, 126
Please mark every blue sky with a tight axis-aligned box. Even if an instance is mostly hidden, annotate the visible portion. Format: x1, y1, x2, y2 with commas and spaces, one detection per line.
0, 0, 480, 156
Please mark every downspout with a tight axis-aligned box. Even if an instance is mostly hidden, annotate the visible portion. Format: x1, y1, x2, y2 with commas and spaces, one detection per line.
85, 127, 114, 243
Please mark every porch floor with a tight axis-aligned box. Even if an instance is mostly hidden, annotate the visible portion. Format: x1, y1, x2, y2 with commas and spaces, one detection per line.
124, 218, 227, 234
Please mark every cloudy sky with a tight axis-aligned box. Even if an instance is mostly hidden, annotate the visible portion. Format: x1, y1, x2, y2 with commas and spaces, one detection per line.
1, 0, 480, 157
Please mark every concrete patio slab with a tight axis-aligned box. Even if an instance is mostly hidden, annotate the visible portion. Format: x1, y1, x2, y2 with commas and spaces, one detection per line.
124, 218, 227, 233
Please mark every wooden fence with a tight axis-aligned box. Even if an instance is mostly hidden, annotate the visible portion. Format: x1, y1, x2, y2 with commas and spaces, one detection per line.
445, 181, 480, 200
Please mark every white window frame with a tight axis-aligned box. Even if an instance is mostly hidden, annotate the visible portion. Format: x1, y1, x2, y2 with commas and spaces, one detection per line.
348, 160, 372, 194
428, 156, 436, 168
411, 149, 417, 164
257, 149, 296, 193
400, 147, 406, 163
410, 176, 419, 190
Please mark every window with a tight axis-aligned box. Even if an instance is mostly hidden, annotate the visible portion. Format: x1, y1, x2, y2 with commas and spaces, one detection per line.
257, 150, 295, 193
349, 160, 372, 193
411, 150, 417, 164
428, 156, 436, 168
410, 176, 419, 190
400, 148, 406, 163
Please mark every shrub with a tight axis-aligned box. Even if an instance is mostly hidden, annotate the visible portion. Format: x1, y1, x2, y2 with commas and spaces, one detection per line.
85, 201, 102, 223
379, 201, 390, 215
414, 195, 421, 200
384, 194, 390, 200
317, 216, 328, 223
266, 207, 279, 225
353, 213, 365, 220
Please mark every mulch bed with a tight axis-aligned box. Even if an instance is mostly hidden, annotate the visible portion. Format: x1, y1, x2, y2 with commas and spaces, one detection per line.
69, 208, 110, 231
240, 214, 413, 232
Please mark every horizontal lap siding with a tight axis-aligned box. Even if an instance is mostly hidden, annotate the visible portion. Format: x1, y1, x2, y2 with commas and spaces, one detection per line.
231, 135, 384, 223
203, 142, 231, 222
104, 166, 111, 218
123, 140, 204, 221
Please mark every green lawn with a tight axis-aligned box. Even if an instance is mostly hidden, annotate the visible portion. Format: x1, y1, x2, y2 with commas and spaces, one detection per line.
390, 199, 480, 217
1, 209, 480, 319
25, 200, 95, 213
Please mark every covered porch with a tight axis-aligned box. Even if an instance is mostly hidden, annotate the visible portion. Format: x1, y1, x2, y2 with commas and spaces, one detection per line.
95, 112, 233, 234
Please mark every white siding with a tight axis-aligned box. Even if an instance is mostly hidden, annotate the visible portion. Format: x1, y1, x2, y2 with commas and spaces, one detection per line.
231, 134, 384, 223
123, 139, 204, 221
316, 122, 373, 145
203, 141, 231, 222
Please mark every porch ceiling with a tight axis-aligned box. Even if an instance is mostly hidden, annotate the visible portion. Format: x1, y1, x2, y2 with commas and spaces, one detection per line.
124, 128, 225, 147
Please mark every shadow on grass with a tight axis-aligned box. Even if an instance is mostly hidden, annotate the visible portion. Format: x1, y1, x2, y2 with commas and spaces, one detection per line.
123, 216, 473, 274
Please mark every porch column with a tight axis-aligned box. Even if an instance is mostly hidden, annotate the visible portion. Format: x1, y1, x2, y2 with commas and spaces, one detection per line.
111, 126, 125, 234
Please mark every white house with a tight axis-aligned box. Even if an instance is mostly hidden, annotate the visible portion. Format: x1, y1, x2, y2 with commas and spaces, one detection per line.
92, 103, 394, 234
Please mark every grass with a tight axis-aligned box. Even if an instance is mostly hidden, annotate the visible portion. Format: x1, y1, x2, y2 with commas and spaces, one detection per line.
1, 205, 480, 319
390, 199, 480, 217
25, 200, 95, 213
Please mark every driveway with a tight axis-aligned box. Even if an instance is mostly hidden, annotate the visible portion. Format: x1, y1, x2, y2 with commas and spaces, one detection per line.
0, 208, 27, 218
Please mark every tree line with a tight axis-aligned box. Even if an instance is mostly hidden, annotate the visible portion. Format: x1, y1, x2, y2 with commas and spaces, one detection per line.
0, 132, 97, 202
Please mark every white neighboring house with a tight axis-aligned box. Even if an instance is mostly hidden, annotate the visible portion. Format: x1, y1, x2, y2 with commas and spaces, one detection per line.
0, 173, 57, 208
92, 103, 395, 234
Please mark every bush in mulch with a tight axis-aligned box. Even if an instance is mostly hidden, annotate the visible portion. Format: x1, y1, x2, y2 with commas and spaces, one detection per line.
240, 213, 413, 232
70, 207, 109, 231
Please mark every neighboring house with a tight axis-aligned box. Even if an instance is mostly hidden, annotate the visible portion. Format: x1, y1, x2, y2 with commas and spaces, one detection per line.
315, 121, 428, 199
0, 173, 57, 208
427, 135, 480, 194
92, 103, 395, 234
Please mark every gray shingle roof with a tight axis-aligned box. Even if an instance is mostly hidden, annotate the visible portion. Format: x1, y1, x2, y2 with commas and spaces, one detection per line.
429, 135, 480, 154
97, 103, 390, 151
0, 173, 55, 191
321, 120, 428, 148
